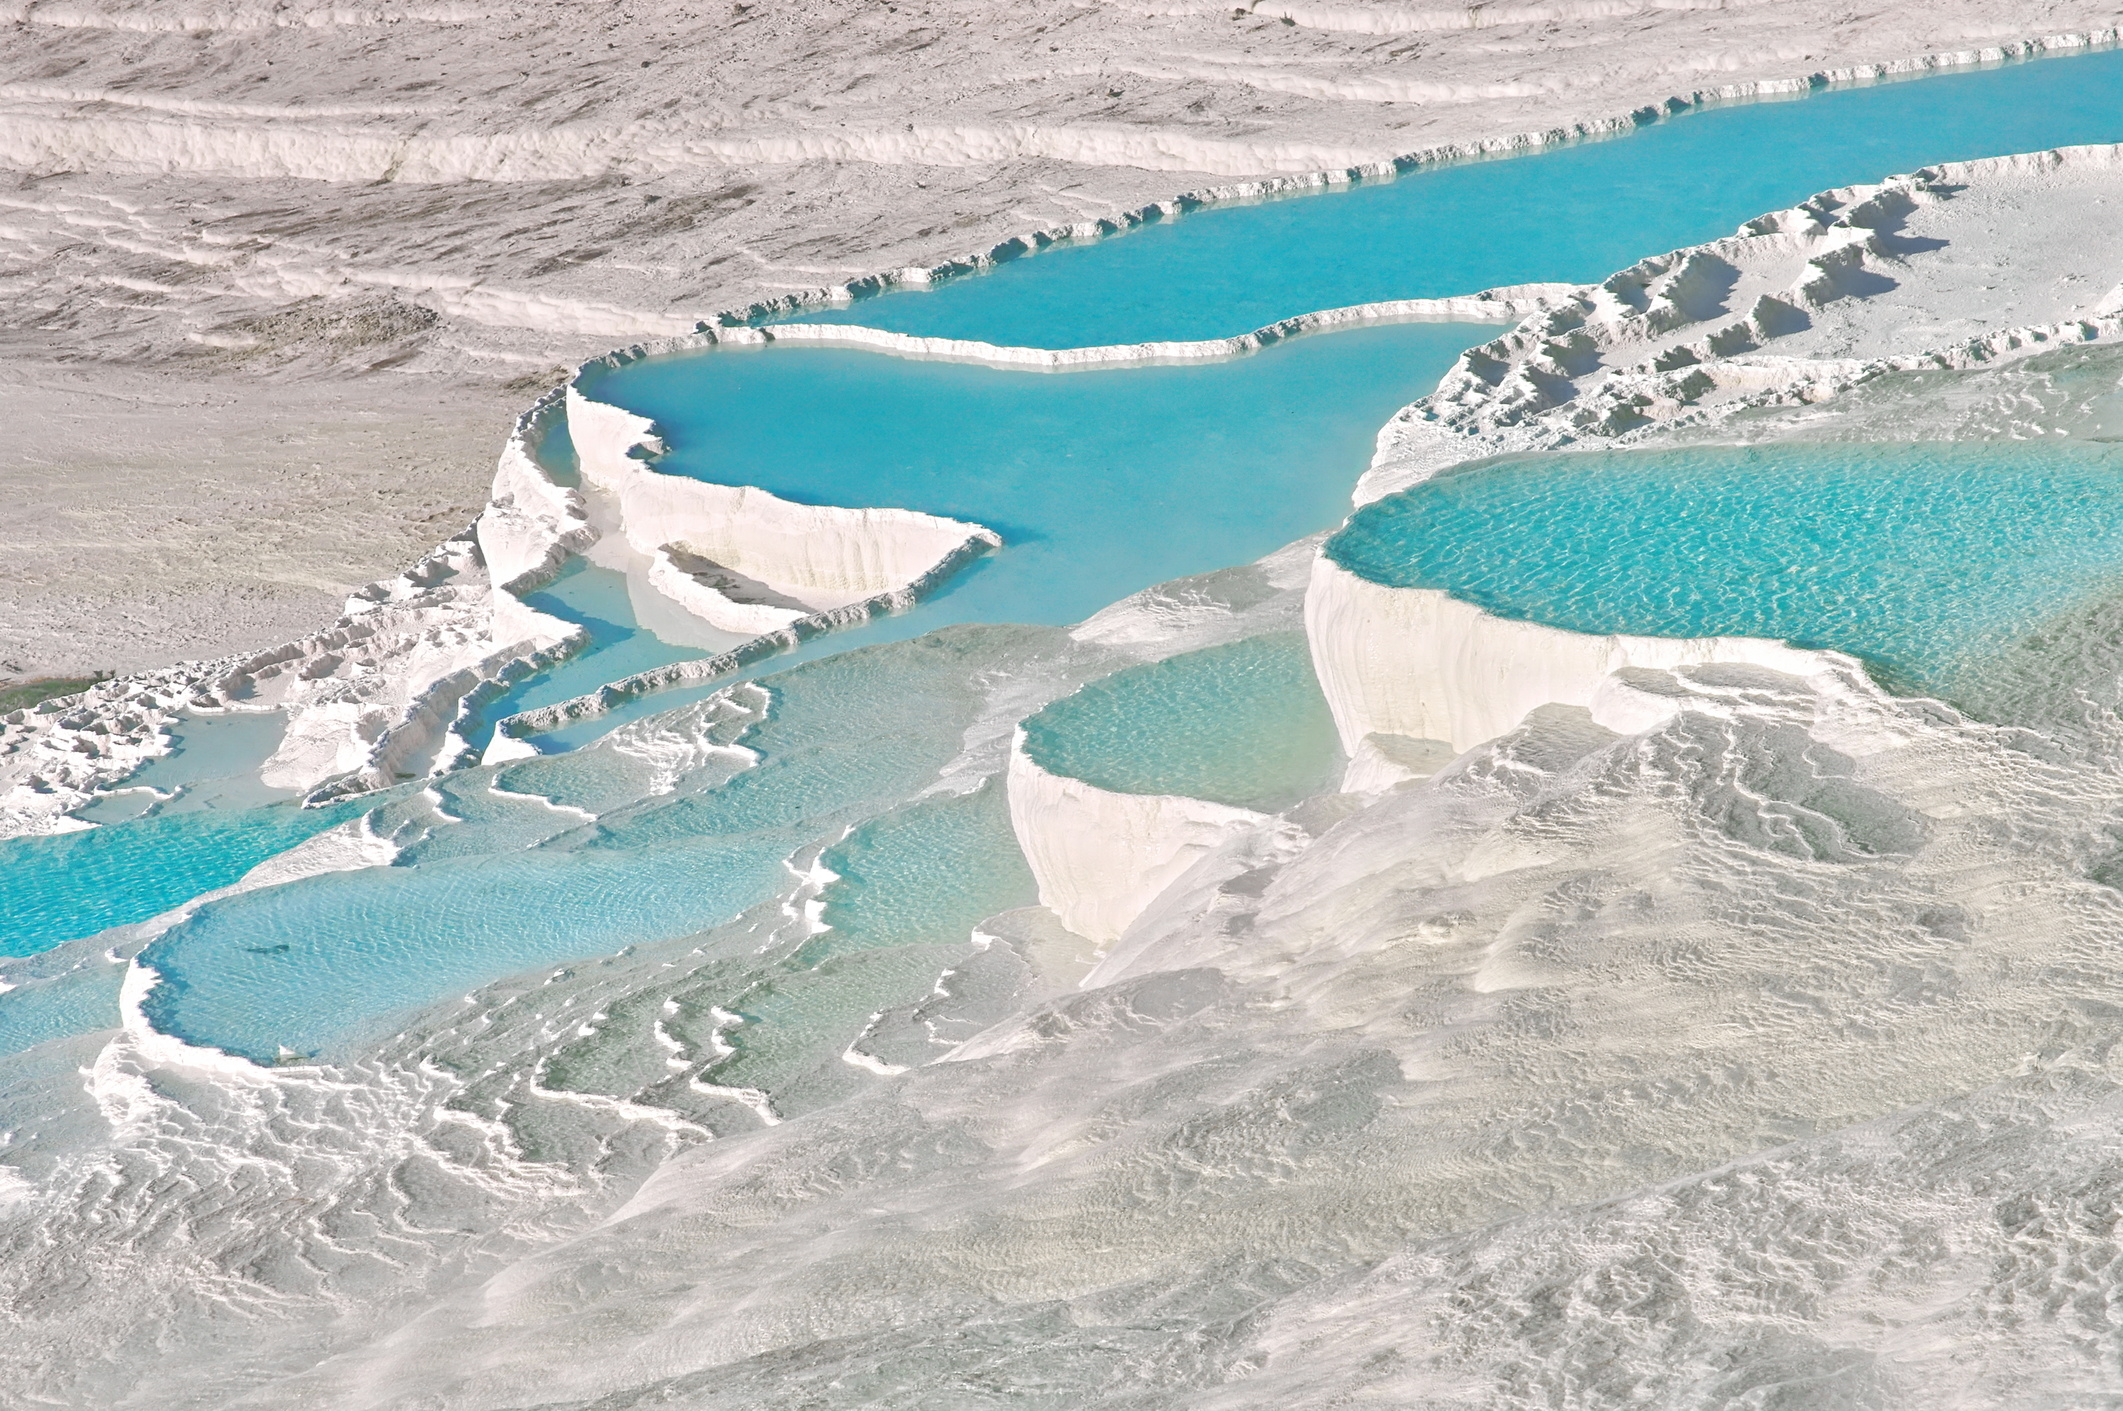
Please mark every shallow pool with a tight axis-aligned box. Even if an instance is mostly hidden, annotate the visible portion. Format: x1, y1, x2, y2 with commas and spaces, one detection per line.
1326, 441, 2123, 708
135, 623, 1049, 1062
0, 800, 359, 960
1022, 632, 1342, 812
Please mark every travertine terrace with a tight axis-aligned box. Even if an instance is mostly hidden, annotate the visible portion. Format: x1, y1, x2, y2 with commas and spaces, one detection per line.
7, 0, 2123, 682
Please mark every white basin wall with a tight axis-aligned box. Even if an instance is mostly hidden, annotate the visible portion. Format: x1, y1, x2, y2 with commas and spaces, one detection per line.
566, 387, 997, 614
1304, 553, 1830, 755
480, 404, 598, 645
1006, 731, 1274, 947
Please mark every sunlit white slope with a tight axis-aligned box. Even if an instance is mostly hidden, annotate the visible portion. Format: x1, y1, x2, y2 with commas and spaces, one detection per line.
1304, 556, 1834, 759
233, 643, 2123, 1411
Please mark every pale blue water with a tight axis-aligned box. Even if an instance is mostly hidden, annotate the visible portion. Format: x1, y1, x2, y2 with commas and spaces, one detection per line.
140, 834, 796, 1061
807, 779, 1036, 963
1022, 632, 1342, 811
584, 322, 1496, 630
796, 46, 2123, 347
705, 780, 1038, 1096
1325, 442, 2123, 701
0, 802, 358, 960
0, 956, 126, 1056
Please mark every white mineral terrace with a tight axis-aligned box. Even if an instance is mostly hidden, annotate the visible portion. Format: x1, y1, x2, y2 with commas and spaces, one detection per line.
1304, 557, 1835, 753
19, 10, 2123, 1406
564, 387, 999, 618
1006, 732, 1283, 945
8, 3, 2121, 689
1361, 142, 2123, 499
15, 138, 2123, 841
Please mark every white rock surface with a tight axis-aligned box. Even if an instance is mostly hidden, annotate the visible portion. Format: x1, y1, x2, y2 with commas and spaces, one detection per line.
709, 283, 1574, 368
1362, 142, 2123, 498
1006, 726, 1281, 945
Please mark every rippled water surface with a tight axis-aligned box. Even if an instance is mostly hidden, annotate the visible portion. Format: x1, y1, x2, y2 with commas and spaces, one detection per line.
1326, 441, 2123, 706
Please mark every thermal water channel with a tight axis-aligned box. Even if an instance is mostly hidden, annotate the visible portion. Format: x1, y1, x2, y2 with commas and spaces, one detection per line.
794, 45, 2123, 347
532, 43, 2123, 736
12, 46, 2123, 1064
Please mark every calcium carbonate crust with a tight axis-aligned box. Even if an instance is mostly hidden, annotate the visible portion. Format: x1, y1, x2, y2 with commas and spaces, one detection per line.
1006, 728, 1293, 945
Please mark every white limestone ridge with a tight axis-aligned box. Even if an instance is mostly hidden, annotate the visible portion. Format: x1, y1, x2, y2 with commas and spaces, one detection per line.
692, 285, 1574, 370
1360, 142, 2123, 499
467, 386, 1007, 756
565, 387, 997, 621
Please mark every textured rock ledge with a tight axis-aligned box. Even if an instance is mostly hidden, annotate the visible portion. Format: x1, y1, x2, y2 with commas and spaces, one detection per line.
1357, 142, 2123, 500
689, 285, 1572, 369
473, 386, 1004, 756
1305, 554, 1841, 765
0, 396, 587, 835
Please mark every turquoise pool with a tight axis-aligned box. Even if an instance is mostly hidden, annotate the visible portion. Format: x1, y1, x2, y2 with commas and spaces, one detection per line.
1326, 441, 2123, 706
583, 321, 1494, 633
0, 799, 359, 960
